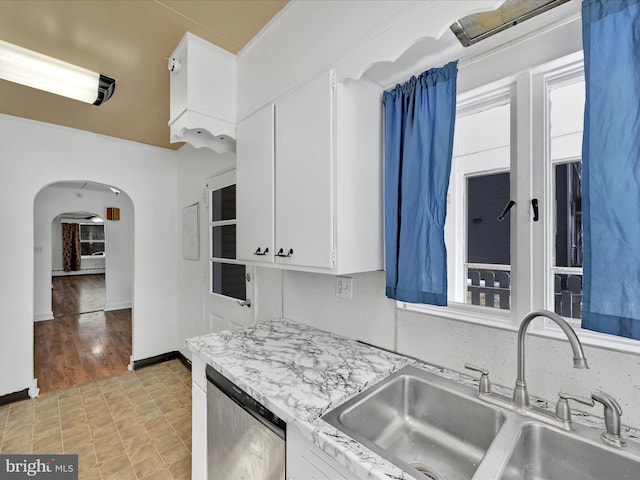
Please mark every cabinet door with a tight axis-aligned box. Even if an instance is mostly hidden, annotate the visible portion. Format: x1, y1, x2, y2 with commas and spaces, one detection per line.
192, 381, 207, 480
236, 104, 275, 263
275, 71, 334, 269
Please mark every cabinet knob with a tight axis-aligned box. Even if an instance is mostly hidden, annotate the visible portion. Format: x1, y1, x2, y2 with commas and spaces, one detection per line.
276, 248, 294, 257
253, 247, 269, 256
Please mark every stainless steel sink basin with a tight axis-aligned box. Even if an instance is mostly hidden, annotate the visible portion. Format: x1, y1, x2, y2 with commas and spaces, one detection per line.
322, 365, 506, 480
497, 423, 640, 480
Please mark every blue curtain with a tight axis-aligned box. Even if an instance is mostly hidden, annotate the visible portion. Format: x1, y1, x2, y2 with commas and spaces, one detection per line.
582, 0, 640, 339
383, 61, 458, 305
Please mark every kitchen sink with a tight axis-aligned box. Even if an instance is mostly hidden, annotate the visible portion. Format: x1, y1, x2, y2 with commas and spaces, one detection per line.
322, 365, 506, 480
497, 423, 640, 480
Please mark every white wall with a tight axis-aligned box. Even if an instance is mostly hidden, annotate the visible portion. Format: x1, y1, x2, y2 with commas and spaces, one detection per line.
0, 113, 178, 397
33, 184, 134, 320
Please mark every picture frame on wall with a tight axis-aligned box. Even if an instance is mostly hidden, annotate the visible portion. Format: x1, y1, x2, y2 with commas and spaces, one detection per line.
183, 202, 199, 260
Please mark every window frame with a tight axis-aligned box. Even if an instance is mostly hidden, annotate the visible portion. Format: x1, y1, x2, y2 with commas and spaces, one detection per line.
207, 169, 247, 302
401, 51, 640, 355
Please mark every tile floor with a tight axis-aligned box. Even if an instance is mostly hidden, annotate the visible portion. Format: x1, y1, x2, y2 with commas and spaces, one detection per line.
0, 359, 192, 480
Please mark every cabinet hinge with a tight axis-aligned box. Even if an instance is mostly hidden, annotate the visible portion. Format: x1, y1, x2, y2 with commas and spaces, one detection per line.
331, 248, 336, 266
330, 71, 336, 90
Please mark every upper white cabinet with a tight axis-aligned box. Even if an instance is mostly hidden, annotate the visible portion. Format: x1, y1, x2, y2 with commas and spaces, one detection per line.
236, 70, 383, 274
168, 32, 237, 153
236, 104, 275, 264
275, 71, 334, 270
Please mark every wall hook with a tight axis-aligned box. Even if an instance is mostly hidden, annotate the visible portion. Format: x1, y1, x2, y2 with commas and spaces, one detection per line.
497, 200, 516, 222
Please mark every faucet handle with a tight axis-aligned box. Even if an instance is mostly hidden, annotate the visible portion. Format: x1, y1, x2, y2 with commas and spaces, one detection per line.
555, 391, 594, 422
464, 363, 491, 394
591, 390, 627, 447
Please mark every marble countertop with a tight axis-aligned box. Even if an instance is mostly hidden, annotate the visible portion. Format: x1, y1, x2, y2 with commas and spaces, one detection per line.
185, 318, 640, 480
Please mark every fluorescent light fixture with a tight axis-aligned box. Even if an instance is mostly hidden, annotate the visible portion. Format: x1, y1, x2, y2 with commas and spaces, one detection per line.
0, 39, 115, 105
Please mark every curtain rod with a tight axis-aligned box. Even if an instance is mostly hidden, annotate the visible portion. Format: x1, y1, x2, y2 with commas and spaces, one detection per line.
458, 11, 581, 70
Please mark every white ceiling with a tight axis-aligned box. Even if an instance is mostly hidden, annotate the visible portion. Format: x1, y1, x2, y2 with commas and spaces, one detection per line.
0, 0, 287, 150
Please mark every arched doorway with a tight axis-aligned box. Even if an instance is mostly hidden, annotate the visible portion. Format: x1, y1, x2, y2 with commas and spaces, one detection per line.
33, 180, 134, 393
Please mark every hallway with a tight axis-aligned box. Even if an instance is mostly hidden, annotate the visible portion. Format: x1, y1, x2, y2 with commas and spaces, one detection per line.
35, 274, 132, 394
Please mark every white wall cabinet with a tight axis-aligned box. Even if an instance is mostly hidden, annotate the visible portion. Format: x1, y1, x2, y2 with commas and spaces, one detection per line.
236, 70, 383, 274
236, 104, 275, 265
286, 428, 357, 480
169, 32, 237, 153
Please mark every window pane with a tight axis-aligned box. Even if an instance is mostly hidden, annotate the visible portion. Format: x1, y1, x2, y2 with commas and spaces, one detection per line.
211, 225, 236, 259
554, 273, 582, 319
81, 242, 105, 256
549, 78, 584, 319
80, 224, 104, 241
211, 263, 246, 301
549, 80, 585, 159
555, 162, 582, 268
211, 185, 236, 222
448, 100, 510, 309
467, 172, 510, 265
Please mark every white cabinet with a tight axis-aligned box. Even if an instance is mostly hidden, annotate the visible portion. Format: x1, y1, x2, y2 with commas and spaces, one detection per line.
168, 32, 237, 153
275, 71, 334, 269
191, 356, 208, 480
236, 70, 383, 274
236, 104, 275, 264
287, 428, 357, 480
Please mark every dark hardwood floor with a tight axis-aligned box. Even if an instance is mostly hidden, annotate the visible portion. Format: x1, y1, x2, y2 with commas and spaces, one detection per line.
34, 274, 132, 394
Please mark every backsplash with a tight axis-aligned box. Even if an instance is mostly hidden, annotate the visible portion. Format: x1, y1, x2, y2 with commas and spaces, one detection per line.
278, 269, 640, 429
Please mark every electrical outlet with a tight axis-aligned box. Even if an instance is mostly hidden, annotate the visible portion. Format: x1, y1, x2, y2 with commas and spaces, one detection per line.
336, 276, 353, 299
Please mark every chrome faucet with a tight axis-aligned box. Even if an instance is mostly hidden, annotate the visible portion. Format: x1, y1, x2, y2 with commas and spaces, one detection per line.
513, 310, 589, 408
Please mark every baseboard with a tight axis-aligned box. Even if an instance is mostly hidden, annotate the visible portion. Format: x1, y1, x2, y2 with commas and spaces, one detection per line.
104, 302, 132, 311
0, 388, 29, 407
34, 311, 54, 322
52, 270, 105, 277
132, 351, 191, 371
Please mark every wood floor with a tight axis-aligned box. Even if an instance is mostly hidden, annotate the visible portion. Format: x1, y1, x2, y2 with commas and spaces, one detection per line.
34, 274, 132, 394
52, 274, 106, 317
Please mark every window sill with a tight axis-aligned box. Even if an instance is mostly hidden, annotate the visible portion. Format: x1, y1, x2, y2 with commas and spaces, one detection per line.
399, 301, 640, 356
399, 301, 514, 331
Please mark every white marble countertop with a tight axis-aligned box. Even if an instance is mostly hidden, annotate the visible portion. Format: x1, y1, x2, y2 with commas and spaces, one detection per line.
185, 318, 640, 480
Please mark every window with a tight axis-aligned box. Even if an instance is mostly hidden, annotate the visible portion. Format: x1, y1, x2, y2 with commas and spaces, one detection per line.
547, 76, 585, 320
403, 51, 640, 353
209, 171, 246, 302
80, 223, 105, 256
446, 95, 511, 311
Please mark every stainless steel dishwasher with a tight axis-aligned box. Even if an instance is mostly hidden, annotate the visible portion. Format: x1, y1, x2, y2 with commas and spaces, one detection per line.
206, 364, 286, 480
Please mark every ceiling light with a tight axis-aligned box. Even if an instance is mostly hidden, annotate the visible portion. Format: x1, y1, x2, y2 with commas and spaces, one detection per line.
0, 39, 115, 105
109, 187, 120, 195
